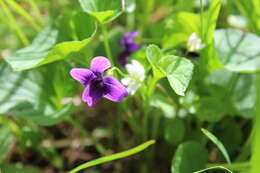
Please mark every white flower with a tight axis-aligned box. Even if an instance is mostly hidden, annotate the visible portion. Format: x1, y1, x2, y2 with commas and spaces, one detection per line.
187, 33, 205, 52
121, 60, 145, 95
227, 15, 247, 28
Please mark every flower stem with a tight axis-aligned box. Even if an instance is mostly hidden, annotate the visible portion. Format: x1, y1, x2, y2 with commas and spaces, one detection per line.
100, 24, 113, 64
200, 0, 204, 39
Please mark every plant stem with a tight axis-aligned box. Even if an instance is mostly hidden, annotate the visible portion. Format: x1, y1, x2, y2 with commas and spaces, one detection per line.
127, 12, 135, 31
251, 72, 260, 173
67, 116, 107, 155
199, 0, 204, 39
139, 0, 155, 38
100, 24, 113, 64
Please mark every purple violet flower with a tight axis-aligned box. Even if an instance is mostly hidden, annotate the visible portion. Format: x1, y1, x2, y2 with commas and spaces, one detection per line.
70, 56, 128, 107
118, 31, 140, 66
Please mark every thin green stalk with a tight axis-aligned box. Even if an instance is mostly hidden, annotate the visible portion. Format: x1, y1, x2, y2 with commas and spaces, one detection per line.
139, 0, 155, 38
195, 166, 232, 173
69, 140, 155, 173
67, 116, 107, 155
251, 72, 260, 173
100, 24, 113, 64
26, 0, 44, 25
0, 0, 29, 45
207, 162, 250, 172
127, 12, 135, 31
199, 0, 204, 39
4, 0, 41, 31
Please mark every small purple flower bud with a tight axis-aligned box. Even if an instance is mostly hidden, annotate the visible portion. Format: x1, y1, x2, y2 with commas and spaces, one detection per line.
118, 31, 140, 66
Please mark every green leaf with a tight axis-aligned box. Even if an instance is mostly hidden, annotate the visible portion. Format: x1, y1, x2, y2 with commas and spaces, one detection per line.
0, 63, 73, 126
0, 127, 13, 164
162, 12, 200, 48
203, 0, 222, 44
205, 70, 256, 118
78, 0, 122, 23
0, 163, 41, 173
146, 45, 194, 96
5, 12, 97, 71
69, 140, 155, 173
146, 44, 164, 78
171, 141, 208, 173
201, 0, 223, 72
164, 118, 185, 144
214, 29, 260, 73
158, 55, 194, 96
201, 128, 231, 164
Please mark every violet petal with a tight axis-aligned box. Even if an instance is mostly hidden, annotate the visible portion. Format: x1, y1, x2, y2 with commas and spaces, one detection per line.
90, 56, 111, 74
127, 42, 139, 52
103, 77, 128, 102
82, 83, 103, 107
124, 31, 139, 39
70, 68, 96, 85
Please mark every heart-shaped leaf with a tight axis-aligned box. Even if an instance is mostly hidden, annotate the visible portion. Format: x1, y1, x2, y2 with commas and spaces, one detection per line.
214, 29, 260, 73
158, 55, 194, 96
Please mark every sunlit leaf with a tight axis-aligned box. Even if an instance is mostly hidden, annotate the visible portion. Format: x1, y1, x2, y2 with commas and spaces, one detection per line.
5, 12, 97, 71
158, 55, 194, 96
214, 29, 260, 73
78, 0, 122, 23
146, 44, 164, 78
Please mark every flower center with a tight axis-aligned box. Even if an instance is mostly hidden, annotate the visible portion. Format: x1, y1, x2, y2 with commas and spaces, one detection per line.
92, 77, 104, 90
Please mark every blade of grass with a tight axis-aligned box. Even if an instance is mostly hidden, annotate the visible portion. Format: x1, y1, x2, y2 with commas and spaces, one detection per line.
194, 166, 233, 173
69, 140, 155, 173
4, 0, 42, 31
26, 0, 44, 25
251, 72, 260, 173
201, 128, 231, 164
0, 0, 29, 45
